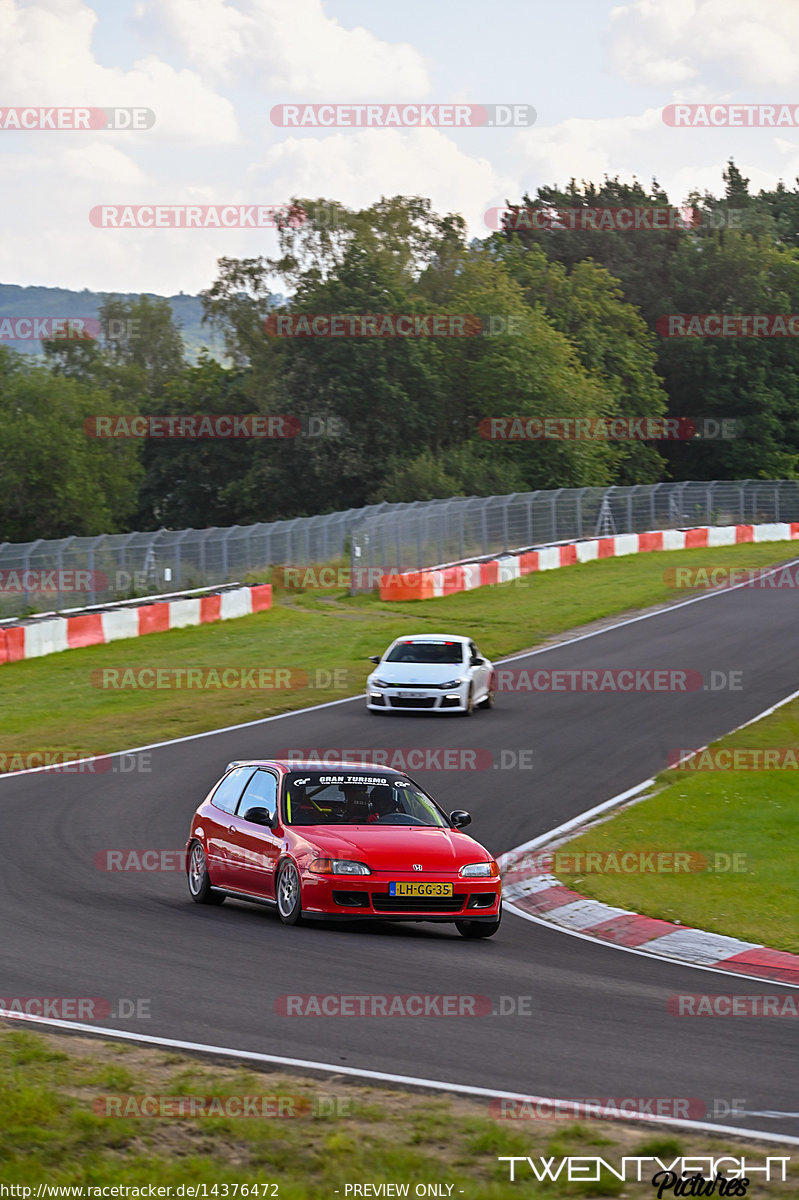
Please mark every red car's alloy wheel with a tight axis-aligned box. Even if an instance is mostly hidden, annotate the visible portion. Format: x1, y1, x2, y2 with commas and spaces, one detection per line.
277, 861, 302, 925
187, 841, 224, 906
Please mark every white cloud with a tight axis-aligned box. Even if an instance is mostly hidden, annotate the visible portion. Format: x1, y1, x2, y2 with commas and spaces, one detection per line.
608, 0, 799, 89
134, 0, 431, 97
513, 108, 667, 195
510, 104, 792, 213
253, 129, 516, 237
0, 0, 239, 143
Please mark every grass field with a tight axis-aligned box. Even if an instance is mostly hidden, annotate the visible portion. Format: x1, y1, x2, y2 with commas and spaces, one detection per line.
553, 690, 799, 953
0, 541, 795, 763
0, 1027, 794, 1197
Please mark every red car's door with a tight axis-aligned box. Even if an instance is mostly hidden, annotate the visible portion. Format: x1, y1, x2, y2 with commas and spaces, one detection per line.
204, 766, 255, 886
226, 769, 281, 898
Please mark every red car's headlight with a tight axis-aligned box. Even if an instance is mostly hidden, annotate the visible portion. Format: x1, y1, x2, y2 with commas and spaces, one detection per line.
309, 858, 371, 876
459, 861, 500, 878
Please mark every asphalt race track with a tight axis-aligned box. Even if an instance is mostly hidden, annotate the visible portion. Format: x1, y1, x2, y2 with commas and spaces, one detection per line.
3, 577, 799, 1138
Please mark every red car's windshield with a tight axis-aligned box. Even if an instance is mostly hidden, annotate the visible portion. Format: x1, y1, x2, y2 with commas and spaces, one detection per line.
282, 772, 450, 828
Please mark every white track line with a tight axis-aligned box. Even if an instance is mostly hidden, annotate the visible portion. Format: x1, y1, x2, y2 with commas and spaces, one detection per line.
2, 1010, 798, 1146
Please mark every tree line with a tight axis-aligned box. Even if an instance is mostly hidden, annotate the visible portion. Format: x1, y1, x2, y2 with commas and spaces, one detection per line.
3, 162, 799, 541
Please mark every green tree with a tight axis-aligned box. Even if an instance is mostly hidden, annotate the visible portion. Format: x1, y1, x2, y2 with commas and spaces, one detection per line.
660, 232, 799, 479
0, 348, 142, 540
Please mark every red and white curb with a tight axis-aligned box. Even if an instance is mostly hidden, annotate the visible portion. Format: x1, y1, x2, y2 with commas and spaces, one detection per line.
379, 521, 799, 600
0, 583, 272, 666
500, 855, 799, 984
498, 678, 799, 987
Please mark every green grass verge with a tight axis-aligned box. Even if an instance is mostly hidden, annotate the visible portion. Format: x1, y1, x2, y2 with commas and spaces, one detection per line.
0, 542, 795, 763
1, 1027, 795, 1195
554, 692, 799, 953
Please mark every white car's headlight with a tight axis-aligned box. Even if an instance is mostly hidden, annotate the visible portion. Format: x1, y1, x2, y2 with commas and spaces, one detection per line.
439, 678, 465, 689
459, 861, 500, 878
372, 678, 393, 688
309, 858, 371, 875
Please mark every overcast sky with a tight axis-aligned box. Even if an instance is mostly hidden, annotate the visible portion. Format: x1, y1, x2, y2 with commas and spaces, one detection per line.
2, 0, 798, 295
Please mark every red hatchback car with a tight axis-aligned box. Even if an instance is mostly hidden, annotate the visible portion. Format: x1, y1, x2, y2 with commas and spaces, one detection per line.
186, 760, 502, 938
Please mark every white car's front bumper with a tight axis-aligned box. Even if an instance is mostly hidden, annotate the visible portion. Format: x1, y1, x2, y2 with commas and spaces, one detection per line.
367, 682, 469, 712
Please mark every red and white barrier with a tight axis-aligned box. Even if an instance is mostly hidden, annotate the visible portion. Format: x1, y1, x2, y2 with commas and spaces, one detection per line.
379, 523, 799, 601
0, 584, 272, 667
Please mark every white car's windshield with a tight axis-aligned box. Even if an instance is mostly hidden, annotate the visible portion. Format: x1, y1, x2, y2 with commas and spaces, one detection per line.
385, 640, 464, 665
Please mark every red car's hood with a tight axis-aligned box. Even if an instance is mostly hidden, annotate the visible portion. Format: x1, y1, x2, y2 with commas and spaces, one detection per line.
296, 825, 490, 872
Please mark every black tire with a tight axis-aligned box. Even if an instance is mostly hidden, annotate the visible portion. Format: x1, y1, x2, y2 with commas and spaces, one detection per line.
187, 841, 224, 905
461, 686, 474, 717
479, 688, 494, 710
456, 913, 501, 939
276, 860, 303, 925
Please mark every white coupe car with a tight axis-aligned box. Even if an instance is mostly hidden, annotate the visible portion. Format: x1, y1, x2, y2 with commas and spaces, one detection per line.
366, 634, 494, 716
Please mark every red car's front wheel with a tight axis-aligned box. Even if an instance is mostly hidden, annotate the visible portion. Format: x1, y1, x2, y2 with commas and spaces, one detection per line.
276, 861, 303, 925
187, 841, 224, 906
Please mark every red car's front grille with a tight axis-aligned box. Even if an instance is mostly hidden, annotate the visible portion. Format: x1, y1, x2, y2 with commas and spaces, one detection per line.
370, 892, 467, 913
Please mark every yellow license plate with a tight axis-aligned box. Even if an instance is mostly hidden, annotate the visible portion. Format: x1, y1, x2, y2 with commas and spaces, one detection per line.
389, 881, 453, 897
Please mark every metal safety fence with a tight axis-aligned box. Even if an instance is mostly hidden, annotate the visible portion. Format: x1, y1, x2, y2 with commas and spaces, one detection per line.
0, 501, 412, 618
347, 480, 799, 585
1, 480, 797, 617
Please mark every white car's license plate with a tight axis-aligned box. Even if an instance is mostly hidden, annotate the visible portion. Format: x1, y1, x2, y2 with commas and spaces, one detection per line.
398, 691, 428, 699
